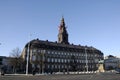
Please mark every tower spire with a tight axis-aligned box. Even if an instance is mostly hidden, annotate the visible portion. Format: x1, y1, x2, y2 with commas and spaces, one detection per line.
58, 17, 69, 44
60, 16, 65, 27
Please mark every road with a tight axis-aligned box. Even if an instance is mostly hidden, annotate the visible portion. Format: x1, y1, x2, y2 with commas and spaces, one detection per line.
0, 72, 120, 80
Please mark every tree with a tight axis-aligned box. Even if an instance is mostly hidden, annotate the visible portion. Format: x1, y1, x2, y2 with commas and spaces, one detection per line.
9, 47, 23, 73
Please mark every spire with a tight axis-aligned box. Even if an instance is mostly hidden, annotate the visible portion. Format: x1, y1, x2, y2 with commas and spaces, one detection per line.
58, 17, 69, 44
60, 16, 65, 27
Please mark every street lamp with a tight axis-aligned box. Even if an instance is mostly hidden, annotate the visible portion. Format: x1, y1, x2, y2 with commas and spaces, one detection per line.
85, 47, 88, 72
41, 50, 45, 74
92, 47, 95, 71
26, 41, 30, 75
26, 34, 32, 75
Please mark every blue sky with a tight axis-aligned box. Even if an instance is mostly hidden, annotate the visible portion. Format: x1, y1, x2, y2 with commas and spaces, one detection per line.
0, 0, 120, 57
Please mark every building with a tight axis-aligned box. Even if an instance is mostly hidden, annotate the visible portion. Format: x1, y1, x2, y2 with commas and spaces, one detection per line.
0, 56, 5, 68
0, 56, 13, 73
21, 17, 104, 73
104, 55, 120, 70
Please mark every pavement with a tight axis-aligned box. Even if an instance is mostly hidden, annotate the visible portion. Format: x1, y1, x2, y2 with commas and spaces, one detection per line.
0, 72, 120, 80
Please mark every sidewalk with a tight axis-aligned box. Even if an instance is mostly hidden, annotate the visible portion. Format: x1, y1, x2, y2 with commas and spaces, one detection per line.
0, 73, 47, 76
1, 71, 96, 76
1, 74, 33, 76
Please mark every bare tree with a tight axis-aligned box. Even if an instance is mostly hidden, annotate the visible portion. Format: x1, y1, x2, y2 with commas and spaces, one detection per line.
9, 47, 23, 73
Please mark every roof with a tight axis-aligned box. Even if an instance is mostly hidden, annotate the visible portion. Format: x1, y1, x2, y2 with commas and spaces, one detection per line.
24, 38, 103, 54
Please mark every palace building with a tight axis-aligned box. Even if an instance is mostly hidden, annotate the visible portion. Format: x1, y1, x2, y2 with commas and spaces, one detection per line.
21, 17, 104, 73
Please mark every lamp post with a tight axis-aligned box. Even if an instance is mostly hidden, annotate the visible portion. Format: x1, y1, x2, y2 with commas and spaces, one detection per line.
92, 47, 95, 71
85, 47, 88, 72
26, 41, 30, 75
26, 34, 32, 75
41, 50, 45, 74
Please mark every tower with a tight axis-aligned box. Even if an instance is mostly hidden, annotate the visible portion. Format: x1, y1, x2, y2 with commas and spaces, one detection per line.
58, 17, 69, 44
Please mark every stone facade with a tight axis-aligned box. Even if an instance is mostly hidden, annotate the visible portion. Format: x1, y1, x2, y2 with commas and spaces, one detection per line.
21, 17, 104, 73
104, 55, 120, 70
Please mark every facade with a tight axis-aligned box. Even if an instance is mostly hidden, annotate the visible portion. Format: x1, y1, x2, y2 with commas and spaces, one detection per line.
21, 17, 104, 73
0, 56, 5, 68
0, 56, 13, 73
104, 55, 120, 70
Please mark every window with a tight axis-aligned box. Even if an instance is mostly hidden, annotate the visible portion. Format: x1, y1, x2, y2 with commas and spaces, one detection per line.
55, 58, 57, 62
55, 65, 57, 68
33, 49, 37, 53
32, 64, 35, 68
58, 59, 60, 62
62, 65, 64, 68
61, 52, 63, 55
48, 65, 50, 68
61, 59, 63, 63
69, 65, 71, 68
77, 59, 78, 63
81, 54, 83, 57
32, 55, 36, 61
48, 58, 50, 62
65, 52, 66, 55
68, 59, 70, 63
51, 58, 54, 62
38, 50, 41, 53
37, 56, 40, 61
55, 52, 57, 55
47, 50, 50, 54
52, 65, 54, 69
68, 53, 70, 56
65, 65, 66, 68
80, 60, 81, 63
65, 59, 66, 63
83, 60, 85, 63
